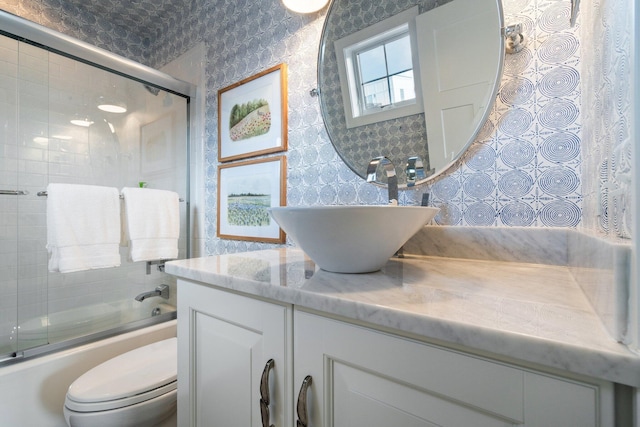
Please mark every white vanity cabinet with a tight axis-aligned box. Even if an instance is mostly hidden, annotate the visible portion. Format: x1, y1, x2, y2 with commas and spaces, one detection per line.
177, 279, 614, 427
294, 310, 614, 427
177, 279, 293, 427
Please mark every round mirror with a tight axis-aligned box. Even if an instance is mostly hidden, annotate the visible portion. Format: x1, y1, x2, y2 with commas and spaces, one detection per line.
318, 0, 505, 187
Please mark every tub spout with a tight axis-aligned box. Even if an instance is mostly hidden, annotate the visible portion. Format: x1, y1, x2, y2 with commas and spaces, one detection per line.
135, 284, 170, 302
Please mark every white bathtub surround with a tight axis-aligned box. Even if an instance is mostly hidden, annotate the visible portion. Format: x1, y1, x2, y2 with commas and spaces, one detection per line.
121, 187, 180, 262
0, 320, 176, 426
8, 300, 176, 349
404, 226, 632, 343
46, 184, 121, 273
166, 249, 639, 387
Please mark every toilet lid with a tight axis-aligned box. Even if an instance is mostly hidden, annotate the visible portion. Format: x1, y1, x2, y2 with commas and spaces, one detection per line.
66, 337, 177, 404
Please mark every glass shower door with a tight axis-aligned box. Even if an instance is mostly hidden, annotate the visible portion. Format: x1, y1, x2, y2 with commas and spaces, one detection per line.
1, 25, 188, 361
0, 34, 21, 357
16, 41, 50, 351
0, 35, 52, 358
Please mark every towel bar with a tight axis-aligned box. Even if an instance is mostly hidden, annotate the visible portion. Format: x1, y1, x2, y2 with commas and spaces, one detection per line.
37, 191, 184, 202
1, 190, 29, 195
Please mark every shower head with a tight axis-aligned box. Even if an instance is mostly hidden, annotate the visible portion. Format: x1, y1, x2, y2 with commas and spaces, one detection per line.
143, 84, 161, 96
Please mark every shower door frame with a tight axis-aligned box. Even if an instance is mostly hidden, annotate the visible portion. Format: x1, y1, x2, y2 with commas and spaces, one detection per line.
0, 11, 195, 99
0, 10, 196, 363
0, 10, 196, 257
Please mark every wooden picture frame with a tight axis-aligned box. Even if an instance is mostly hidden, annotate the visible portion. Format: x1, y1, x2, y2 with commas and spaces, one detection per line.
217, 156, 286, 243
218, 63, 288, 162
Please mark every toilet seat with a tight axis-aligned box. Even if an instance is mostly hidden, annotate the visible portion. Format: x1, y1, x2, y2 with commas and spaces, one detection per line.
65, 337, 177, 413
65, 379, 177, 412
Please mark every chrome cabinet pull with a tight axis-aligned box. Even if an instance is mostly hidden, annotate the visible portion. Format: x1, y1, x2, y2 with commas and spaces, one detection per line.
296, 375, 313, 427
260, 359, 275, 427
0, 190, 28, 195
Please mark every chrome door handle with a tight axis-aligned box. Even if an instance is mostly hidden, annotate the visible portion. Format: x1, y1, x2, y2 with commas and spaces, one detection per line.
296, 375, 313, 427
260, 359, 275, 427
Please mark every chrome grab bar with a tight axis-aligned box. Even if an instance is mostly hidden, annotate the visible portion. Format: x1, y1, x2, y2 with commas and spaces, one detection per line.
0, 190, 29, 196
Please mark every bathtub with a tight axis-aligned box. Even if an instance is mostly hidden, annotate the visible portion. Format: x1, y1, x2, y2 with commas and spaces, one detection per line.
0, 319, 176, 426
6, 299, 175, 350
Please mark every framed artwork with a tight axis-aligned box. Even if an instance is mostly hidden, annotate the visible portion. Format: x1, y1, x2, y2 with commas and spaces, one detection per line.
217, 156, 286, 243
140, 114, 174, 175
218, 63, 288, 162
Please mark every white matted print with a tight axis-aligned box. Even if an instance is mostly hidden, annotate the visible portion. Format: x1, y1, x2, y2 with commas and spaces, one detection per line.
217, 156, 286, 243
218, 63, 288, 162
141, 114, 174, 175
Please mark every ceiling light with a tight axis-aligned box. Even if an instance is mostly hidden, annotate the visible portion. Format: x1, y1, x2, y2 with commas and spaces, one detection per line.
70, 115, 94, 127
282, 0, 329, 14
97, 96, 127, 113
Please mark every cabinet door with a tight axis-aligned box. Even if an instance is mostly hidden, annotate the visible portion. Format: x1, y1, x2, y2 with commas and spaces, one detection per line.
294, 310, 612, 427
178, 280, 292, 427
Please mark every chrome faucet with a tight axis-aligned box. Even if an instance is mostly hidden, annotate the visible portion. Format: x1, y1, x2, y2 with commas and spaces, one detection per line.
366, 156, 398, 205
135, 284, 170, 302
405, 156, 426, 187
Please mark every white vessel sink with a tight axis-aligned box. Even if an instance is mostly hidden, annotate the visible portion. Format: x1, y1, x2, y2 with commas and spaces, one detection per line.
269, 205, 439, 273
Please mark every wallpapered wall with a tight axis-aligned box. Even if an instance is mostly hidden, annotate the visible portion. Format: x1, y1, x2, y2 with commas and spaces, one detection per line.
154, 0, 596, 255
3, 0, 633, 251
580, 0, 633, 239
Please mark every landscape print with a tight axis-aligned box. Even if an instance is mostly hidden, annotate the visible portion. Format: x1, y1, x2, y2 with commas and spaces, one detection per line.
218, 156, 285, 243
226, 175, 271, 227
229, 99, 271, 142
218, 63, 287, 162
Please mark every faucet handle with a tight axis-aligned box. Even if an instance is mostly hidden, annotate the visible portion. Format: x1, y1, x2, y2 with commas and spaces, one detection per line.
366, 156, 398, 205
366, 156, 397, 181
406, 156, 426, 187
366, 156, 386, 183
157, 284, 170, 299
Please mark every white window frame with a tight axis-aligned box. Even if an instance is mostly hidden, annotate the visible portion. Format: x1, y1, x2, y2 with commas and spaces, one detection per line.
334, 6, 423, 129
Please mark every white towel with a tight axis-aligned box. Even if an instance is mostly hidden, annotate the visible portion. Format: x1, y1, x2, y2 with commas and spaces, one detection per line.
46, 183, 121, 273
121, 187, 180, 262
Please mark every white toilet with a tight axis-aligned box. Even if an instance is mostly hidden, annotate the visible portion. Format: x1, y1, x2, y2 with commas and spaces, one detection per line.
64, 337, 177, 427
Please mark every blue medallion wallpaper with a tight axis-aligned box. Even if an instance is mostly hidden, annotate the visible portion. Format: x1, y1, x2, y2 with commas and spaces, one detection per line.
1, 0, 633, 255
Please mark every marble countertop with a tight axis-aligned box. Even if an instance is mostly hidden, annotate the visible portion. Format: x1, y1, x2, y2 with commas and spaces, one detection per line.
166, 248, 640, 386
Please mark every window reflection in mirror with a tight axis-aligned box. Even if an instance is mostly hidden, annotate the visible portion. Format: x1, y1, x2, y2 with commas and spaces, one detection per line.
319, 0, 503, 186
358, 32, 416, 112
334, 6, 423, 129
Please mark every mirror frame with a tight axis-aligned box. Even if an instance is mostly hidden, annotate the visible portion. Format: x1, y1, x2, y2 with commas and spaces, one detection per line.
317, 0, 505, 188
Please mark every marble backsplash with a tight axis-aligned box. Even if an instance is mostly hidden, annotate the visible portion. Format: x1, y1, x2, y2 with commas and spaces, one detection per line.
403, 225, 569, 265
405, 226, 631, 343
568, 231, 631, 344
